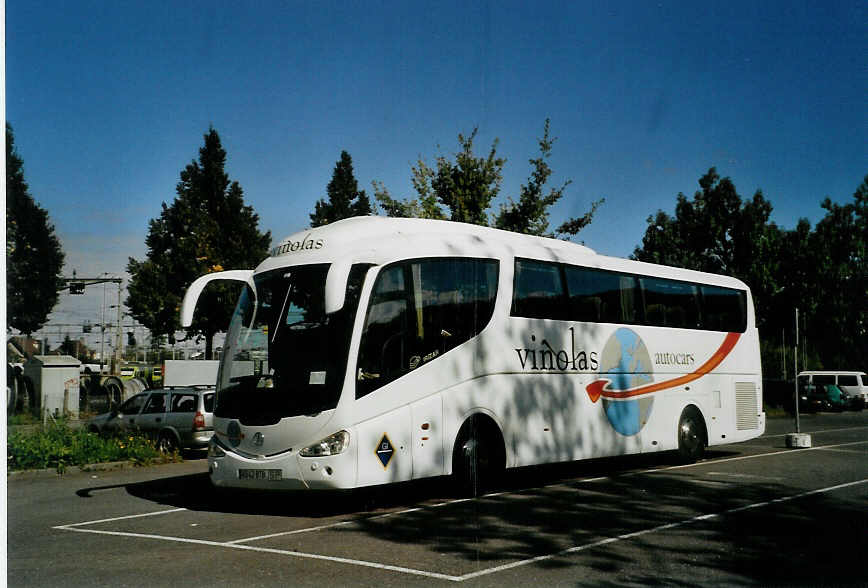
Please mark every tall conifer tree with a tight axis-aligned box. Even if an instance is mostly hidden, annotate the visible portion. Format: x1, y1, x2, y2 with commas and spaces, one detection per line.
310, 151, 372, 227
6, 123, 65, 337
126, 128, 271, 358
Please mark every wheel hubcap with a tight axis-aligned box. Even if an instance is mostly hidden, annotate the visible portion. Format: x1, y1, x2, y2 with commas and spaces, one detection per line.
681, 418, 699, 451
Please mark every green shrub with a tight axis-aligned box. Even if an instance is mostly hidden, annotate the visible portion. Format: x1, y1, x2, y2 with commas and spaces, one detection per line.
7, 422, 169, 473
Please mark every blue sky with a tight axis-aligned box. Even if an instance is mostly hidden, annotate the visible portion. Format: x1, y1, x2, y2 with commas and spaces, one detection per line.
7, 1, 866, 348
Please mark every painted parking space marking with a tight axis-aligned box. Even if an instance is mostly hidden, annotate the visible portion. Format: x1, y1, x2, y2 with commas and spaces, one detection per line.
55, 508, 188, 528
52, 441, 868, 582
458, 478, 868, 582
53, 524, 460, 581
814, 447, 868, 455
707, 472, 783, 482
763, 425, 868, 438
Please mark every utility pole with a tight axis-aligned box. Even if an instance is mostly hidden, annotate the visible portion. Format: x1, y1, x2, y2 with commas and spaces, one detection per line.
61, 274, 123, 373
101, 282, 106, 373
114, 282, 123, 373
786, 307, 811, 448
794, 308, 800, 434
781, 328, 786, 380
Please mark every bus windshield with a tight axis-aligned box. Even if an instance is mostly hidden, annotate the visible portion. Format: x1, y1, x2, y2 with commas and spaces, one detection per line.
215, 263, 365, 425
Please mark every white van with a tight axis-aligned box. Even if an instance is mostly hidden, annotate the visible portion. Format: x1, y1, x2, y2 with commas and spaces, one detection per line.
797, 371, 868, 405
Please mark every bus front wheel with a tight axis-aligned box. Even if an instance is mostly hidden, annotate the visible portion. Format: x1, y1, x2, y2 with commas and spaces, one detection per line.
677, 406, 706, 463
453, 416, 505, 498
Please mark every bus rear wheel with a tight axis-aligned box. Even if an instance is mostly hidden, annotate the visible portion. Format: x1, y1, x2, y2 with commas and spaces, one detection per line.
677, 407, 706, 463
453, 416, 505, 497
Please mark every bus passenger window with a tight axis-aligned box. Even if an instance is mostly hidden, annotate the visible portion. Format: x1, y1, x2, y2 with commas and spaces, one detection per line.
357, 259, 498, 398
412, 258, 497, 356
640, 278, 700, 329
700, 285, 746, 332
357, 266, 409, 398
565, 266, 637, 324
512, 259, 566, 319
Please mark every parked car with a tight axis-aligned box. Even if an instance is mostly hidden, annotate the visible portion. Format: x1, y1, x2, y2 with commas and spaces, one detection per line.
836, 385, 866, 411
781, 380, 812, 414
806, 383, 845, 412
803, 383, 864, 413
88, 386, 215, 452
798, 371, 868, 408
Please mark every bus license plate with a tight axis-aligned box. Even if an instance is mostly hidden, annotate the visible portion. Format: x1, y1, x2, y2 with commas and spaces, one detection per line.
239, 469, 282, 481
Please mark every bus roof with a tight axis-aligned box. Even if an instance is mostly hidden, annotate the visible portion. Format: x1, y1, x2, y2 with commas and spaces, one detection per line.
257, 216, 749, 291
260, 216, 595, 269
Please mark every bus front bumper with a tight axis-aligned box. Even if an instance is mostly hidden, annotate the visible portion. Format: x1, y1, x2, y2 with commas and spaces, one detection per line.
208, 441, 356, 490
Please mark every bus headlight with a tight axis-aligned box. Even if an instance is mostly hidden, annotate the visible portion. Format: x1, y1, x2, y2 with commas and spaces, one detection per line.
300, 430, 350, 457
208, 436, 226, 458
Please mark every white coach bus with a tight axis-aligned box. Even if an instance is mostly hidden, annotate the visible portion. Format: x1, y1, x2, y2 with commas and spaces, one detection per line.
182, 216, 764, 494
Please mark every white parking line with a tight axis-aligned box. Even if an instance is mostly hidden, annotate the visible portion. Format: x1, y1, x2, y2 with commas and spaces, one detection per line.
54, 508, 187, 529
228, 498, 472, 544
763, 425, 868, 438
52, 440, 868, 582
815, 447, 867, 455
54, 524, 461, 581
457, 478, 868, 582
54, 476, 868, 582
640, 440, 868, 475
706, 472, 783, 482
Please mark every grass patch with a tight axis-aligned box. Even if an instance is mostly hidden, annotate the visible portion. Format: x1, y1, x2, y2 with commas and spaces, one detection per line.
7, 421, 177, 473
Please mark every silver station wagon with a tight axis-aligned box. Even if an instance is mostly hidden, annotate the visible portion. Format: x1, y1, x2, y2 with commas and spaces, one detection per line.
88, 386, 215, 453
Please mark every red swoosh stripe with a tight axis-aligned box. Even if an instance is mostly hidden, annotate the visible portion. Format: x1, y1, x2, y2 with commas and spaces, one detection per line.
586, 332, 742, 403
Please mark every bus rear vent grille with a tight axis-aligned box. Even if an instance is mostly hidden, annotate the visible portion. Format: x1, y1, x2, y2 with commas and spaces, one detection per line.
735, 382, 759, 430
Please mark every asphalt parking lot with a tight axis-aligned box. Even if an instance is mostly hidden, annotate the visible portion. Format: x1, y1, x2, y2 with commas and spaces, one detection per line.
8, 412, 868, 586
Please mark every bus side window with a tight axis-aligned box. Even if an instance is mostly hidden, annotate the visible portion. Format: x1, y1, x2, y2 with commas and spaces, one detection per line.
512, 259, 566, 319
357, 258, 498, 399
357, 266, 410, 398
413, 258, 498, 356
701, 285, 747, 332
565, 266, 637, 324
640, 277, 700, 329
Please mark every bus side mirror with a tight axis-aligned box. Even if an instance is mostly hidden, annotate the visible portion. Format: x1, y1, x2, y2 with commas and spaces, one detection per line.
325, 260, 352, 314
181, 270, 255, 327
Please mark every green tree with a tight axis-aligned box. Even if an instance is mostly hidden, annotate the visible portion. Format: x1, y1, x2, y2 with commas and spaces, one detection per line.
372, 157, 448, 220
802, 178, 868, 367
429, 127, 504, 225
375, 127, 503, 225
310, 151, 373, 227
494, 118, 603, 237
375, 120, 602, 237
631, 168, 868, 376
126, 128, 271, 359
6, 123, 66, 336
632, 168, 781, 329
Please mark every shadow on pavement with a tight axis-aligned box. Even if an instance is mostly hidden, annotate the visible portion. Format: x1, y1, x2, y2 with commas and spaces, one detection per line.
74, 449, 866, 584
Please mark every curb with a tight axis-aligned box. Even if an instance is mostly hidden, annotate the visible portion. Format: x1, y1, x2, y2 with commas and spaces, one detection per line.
7, 458, 180, 479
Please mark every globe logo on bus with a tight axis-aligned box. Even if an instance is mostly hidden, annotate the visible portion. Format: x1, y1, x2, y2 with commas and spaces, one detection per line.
599, 328, 655, 436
